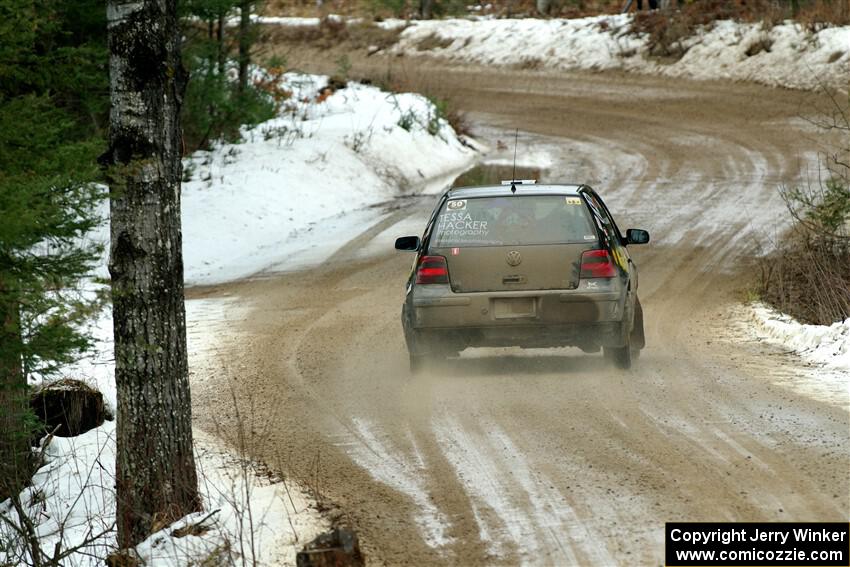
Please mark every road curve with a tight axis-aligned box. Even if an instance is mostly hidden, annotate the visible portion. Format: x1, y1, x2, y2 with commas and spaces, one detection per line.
188, 64, 850, 566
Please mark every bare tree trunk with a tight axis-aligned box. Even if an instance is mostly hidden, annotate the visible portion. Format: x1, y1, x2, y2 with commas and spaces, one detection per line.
420, 0, 434, 19
0, 288, 27, 499
238, 0, 251, 93
104, 0, 200, 549
217, 10, 225, 75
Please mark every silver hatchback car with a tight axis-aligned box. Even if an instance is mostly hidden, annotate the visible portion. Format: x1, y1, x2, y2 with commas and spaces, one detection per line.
395, 181, 649, 372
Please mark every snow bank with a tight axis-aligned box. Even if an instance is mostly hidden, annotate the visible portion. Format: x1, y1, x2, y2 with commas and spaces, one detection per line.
748, 302, 850, 372
734, 302, 849, 408
0, 423, 327, 566
179, 73, 475, 285
64, 72, 477, 409
389, 15, 850, 90
7, 73, 474, 565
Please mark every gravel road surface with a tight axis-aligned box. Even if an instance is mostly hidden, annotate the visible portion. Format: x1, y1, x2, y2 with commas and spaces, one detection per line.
188, 61, 850, 565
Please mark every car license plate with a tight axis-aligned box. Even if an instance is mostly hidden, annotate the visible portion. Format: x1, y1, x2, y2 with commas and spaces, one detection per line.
494, 297, 536, 319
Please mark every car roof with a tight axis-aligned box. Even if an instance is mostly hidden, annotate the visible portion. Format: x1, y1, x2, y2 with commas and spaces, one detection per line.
446, 183, 584, 200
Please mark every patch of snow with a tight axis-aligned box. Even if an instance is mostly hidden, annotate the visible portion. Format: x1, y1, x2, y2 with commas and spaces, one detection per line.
0, 425, 117, 566
390, 15, 850, 90
137, 428, 328, 566
344, 417, 453, 548
250, 15, 407, 30
11, 72, 475, 565
748, 302, 850, 371
376, 18, 410, 31
180, 72, 475, 286
252, 15, 321, 26
0, 423, 328, 566
482, 148, 554, 170
63, 71, 475, 404
738, 302, 849, 407
432, 414, 619, 564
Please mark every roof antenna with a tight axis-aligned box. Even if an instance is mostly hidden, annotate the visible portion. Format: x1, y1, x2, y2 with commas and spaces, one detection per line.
510, 128, 518, 194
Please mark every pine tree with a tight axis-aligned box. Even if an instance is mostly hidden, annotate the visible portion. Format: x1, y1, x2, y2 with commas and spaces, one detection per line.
180, 0, 275, 151
0, 0, 107, 496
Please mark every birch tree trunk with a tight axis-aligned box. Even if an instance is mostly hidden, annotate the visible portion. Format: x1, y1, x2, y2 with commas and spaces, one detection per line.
104, 0, 200, 548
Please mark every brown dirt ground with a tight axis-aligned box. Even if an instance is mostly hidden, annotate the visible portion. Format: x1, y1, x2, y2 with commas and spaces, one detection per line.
188, 47, 850, 565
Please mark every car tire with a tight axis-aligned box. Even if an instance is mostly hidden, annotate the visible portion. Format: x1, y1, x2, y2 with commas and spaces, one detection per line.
409, 352, 427, 374
631, 296, 646, 350
604, 296, 634, 369
604, 343, 632, 369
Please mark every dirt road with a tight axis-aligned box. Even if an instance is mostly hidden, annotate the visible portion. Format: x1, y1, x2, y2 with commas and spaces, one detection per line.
188, 62, 849, 565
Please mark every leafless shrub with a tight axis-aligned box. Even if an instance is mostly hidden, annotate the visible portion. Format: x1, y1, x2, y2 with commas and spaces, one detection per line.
629, 0, 848, 61
628, 0, 741, 59
516, 56, 544, 70
756, 89, 850, 325
0, 427, 117, 567
415, 33, 454, 51
797, 0, 850, 31
445, 107, 473, 139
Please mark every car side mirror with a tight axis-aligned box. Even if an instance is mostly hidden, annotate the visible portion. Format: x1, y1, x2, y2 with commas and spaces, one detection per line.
395, 236, 421, 251
626, 229, 650, 245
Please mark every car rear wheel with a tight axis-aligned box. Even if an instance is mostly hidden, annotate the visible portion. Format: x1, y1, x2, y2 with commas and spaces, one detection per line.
604, 295, 636, 369
409, 352, 427, 374
604, 343, 632, 369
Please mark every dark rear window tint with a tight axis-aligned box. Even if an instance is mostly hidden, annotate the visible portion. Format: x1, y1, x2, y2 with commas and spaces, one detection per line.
431, 195, 597, 248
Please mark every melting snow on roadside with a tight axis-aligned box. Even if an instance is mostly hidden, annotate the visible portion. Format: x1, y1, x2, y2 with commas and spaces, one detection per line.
0, 423, 327, 566
178, 72, 475, 285
741, 302, 849, 407
387, 15, 849, 90
747, 303, 850, 370
6, 73, 476, 565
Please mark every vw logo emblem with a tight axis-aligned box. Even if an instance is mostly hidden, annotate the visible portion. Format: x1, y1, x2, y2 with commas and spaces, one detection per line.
506, 251, 522, 267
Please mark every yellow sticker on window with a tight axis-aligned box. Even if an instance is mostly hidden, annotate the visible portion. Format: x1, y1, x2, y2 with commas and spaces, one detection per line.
565, 197, 582, 205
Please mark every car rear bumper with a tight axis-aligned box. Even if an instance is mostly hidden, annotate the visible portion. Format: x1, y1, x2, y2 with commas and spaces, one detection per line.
414, 322, 623, 351
410, 283, 624, 328
406, 281, 627, 351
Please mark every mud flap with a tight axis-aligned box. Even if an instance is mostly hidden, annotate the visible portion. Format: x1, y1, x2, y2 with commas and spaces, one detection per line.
631, 296, 646, 349
401, 304, 420, 354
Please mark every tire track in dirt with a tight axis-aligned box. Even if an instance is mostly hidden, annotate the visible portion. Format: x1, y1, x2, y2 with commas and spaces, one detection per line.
190, 62, 849, 565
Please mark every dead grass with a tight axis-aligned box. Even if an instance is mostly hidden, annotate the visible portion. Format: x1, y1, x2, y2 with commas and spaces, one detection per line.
757, 227, 850, 325
415, 33, 454, 51
261, 0, 850, 24
261, 0, 624, 18
516, 56, 544, 70
444, 106, 473, 138
628, 0, 850, 60
797, 0, 850, 30
629, 0, 742, 59
261, 18, 403, 52
756, 88, 850, 326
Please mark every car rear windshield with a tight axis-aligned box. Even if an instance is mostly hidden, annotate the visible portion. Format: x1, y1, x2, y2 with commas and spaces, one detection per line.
431, 195, 598, 248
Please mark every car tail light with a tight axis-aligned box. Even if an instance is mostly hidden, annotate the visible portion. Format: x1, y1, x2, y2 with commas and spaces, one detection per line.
580, 249, 616, 278
415, 255, 449, 284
